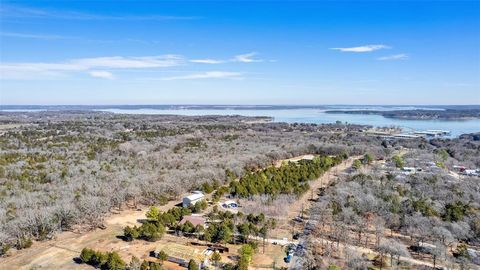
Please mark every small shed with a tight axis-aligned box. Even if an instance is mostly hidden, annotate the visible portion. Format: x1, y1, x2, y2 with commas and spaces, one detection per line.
154, 243, 209, 268
209, 244, 229, 253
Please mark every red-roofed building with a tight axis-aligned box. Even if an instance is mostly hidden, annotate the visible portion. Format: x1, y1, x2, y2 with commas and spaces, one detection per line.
179, 215, 206, 227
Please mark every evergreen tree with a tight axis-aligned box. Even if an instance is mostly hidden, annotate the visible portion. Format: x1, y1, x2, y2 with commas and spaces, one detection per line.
146, 206, 161, 220
79, 247, 94, 263
157, 250, 168, 263
353, 159, 362, 170
187, 259, 199, 270
211, 251, 222, 269
124, 225, 140, 241
106, 251, 126, 270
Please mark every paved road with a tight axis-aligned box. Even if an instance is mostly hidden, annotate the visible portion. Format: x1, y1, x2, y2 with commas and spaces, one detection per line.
288, 158, 359, 269
288, 152, 446, 270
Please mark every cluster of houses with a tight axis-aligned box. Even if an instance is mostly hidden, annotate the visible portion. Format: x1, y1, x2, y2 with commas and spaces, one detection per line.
382, 159, 480, 179
366, 129, 451, 140
453, 165, 480, 177
380, 159, 451, 180
398, 165, 440, 175
153, 191, 238, 269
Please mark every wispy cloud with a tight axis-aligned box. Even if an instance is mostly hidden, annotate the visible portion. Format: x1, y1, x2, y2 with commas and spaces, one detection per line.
0, 55, 184, 80
0, 31, 73, 40
89, 71, 114, 79
0, 5, 197, 21
377, 53, 409, 61
0, 53, 264, 80
233, 52, 263, 63
190, 52, 265, 64
160, 71, 242, 81
70, 55, 184, 69
189, 59, 226, 64
331, 44, 390, 52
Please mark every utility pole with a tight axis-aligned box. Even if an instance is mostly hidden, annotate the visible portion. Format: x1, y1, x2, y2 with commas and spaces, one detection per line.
291, 220, 295, 236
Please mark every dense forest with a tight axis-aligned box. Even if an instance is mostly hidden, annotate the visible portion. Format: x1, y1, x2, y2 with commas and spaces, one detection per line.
298, 144, 480, 269
0, 112, 380, 253
1, 111, 479, 269
230, 155, 345, 198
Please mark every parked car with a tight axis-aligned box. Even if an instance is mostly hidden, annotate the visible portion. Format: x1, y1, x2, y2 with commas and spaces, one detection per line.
293, 216, 303, 222
286, 243, 297, 253
284, 254, 292, 263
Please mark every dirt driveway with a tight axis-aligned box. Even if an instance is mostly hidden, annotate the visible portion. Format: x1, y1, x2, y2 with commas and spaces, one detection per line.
0, 154, 359, 270
0, 200, 180, 270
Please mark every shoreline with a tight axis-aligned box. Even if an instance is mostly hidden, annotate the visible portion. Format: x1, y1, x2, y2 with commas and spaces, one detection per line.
2, 109, 479, 138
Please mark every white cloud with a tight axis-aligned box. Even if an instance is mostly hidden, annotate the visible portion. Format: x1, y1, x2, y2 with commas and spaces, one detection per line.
190, 52, 265, 64
0, 5, 197, 20
0, 55, 184, 80
0, 53, 264, 80
0, 31, 72, 40
160, 71, 242, 81
377, 53, 409, 61
331, 44, 390, 52
189, 59, 225, 64
233, 52, 263, 63
71, 55, 183, 69
89, 70, 114, 79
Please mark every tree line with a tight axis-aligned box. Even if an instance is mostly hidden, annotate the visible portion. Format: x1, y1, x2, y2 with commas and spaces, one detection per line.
230, 155, 346, 198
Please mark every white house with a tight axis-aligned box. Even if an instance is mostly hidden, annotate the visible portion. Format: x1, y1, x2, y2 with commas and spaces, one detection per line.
182, 193, 205, 207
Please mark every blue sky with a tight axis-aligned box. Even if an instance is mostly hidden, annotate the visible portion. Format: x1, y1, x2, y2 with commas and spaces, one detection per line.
0, 0, 479, 105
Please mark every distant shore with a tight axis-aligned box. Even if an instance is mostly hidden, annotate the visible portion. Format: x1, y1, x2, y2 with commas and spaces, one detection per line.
2, 106, 480, 137
325, 109, 480, 121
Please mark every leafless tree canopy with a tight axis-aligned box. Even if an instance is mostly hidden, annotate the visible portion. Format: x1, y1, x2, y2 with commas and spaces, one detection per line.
0, 111, 382, 248
1, 111, 479, 268
300, 135, 480, 269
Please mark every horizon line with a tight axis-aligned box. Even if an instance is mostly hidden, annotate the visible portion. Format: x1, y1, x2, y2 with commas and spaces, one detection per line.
1, 104, 479, 107
0, 103, 480, 107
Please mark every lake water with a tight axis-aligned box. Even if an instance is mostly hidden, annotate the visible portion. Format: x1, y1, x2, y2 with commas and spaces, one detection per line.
96, 108, 480, 137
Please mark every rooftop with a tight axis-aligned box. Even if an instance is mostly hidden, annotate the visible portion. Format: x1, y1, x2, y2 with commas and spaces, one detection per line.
179, 215, 206, 227
155, 242, 207, 262
184, 193, 205, 201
